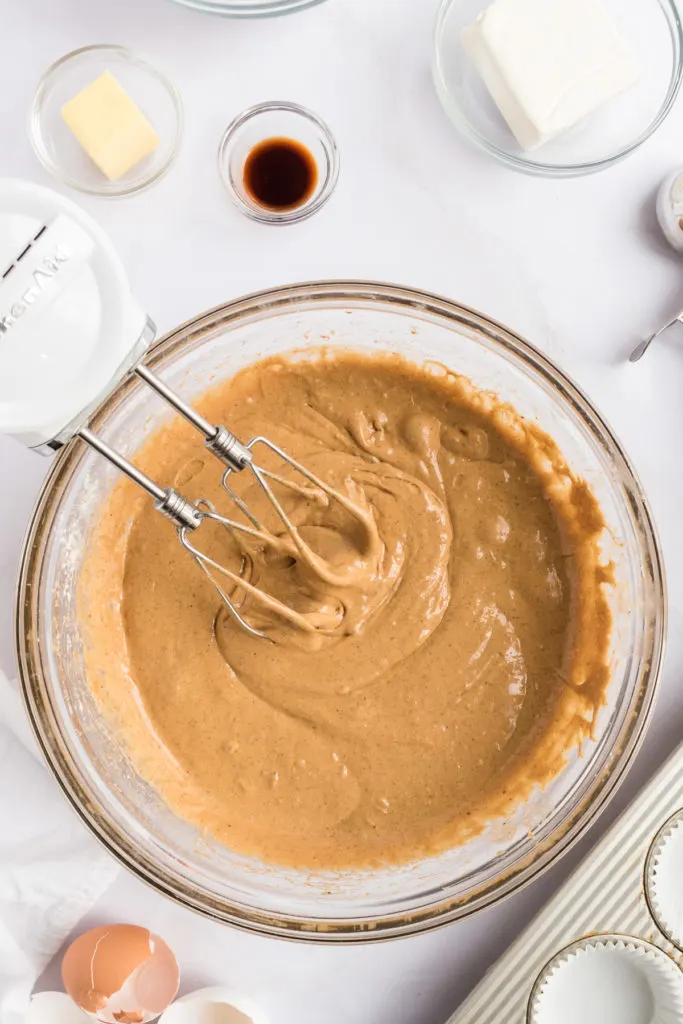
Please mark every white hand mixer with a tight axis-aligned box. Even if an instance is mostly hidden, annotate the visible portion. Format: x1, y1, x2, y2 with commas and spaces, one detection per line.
0, 180, 371, 640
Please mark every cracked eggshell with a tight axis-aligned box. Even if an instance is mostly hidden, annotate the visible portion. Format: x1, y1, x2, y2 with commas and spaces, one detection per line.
27, 991, 91, 1023
61, 924, 179, 1023
159, 987, 269, 1024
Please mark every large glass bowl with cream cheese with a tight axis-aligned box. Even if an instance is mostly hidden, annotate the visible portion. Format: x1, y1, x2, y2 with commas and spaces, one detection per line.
433, 0, 683, 177
16, 281, 665, 940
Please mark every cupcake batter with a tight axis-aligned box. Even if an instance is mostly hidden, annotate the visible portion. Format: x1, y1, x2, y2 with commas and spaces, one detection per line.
81, 352, 612, 870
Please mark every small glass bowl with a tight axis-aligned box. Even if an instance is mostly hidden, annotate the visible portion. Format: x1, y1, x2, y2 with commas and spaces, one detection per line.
167, 0, 327, 14
218, 101, 339, 225
432, 0, 683, 177
29, 45, 183, 198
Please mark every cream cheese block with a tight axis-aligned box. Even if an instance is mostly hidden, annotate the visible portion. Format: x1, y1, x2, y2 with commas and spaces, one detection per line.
461, 0, 641, 150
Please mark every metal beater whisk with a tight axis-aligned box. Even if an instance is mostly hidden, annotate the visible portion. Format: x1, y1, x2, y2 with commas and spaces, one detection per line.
79, 363, 374, 641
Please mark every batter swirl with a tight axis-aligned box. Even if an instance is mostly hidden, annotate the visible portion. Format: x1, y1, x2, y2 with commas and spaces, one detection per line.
81, 352, 612, 870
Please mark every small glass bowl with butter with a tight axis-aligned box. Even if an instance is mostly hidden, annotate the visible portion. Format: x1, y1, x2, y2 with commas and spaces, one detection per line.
433, 0, 683, 177
30, 45, 183, 198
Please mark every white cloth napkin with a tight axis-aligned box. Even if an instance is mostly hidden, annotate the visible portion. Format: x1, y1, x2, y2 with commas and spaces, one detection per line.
0, 669, 120, 1023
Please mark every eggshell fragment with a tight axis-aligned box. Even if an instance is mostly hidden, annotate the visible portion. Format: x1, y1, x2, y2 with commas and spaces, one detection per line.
62, 924, 179, 1023
27, 991, 91, 1024
159, 987, 269, 1024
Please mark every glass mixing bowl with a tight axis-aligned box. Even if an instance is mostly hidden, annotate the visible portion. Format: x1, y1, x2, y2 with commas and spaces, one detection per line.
16, 282, 665, 940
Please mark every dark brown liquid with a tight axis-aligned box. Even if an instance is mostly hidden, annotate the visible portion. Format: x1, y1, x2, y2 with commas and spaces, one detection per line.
243, 137, 318, 211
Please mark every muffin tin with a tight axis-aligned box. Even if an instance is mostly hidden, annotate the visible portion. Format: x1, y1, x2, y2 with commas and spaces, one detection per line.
448, 741, 683, 1023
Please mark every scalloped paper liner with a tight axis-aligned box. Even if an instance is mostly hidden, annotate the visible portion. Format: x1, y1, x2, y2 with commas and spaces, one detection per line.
528, 935, 683, 1024
646, 810, 683, 950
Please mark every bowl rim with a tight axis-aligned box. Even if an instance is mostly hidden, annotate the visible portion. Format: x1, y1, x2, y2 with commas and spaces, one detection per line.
15, 279, 667, 941
432, 0, 683, 178
164, 0, 325, 13
166, 0, 327, 15
28, 43, 184, 198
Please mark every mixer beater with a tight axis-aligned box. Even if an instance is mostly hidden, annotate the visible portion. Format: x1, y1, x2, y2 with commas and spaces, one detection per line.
82, 362, 375, 641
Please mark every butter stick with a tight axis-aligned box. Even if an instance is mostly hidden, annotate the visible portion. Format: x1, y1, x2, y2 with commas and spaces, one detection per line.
61, 70, 159, 181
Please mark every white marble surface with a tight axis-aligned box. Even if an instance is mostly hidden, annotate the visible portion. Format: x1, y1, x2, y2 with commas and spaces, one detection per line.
2, 0, 683, 1021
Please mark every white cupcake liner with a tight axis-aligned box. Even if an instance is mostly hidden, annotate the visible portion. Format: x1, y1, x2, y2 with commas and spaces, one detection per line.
527, 934, 683, 1024
646, 809, 683, 950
